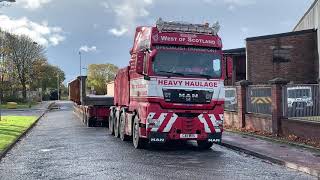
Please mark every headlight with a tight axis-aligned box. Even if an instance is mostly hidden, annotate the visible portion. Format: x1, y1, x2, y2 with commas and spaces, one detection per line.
164, 92, 171, 98
163, 89, 171, 102
205, 91, 213, 102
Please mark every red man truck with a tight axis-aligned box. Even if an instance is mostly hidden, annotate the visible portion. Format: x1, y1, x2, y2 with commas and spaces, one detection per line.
109, 18, 225, 149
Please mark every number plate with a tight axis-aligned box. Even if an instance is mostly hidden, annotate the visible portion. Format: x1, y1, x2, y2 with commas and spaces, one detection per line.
180, 134, 198, 139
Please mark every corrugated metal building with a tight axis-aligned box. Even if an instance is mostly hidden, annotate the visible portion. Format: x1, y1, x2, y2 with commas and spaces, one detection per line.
294, 0, 320, 79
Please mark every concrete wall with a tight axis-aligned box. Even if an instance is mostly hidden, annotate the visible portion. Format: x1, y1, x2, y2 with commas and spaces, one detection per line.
246, 30, 318, 84
294, 0, 320, 79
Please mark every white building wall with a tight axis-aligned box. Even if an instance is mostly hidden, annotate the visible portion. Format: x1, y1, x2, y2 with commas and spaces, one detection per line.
106, 82, 114, 97
294, 0, 320, 79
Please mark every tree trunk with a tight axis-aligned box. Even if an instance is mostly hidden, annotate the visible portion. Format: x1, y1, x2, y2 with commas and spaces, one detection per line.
22, 82, 27, 100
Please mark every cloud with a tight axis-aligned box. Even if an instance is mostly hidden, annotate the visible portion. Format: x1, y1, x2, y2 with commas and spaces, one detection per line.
101, 1, 110, 9
241, 27, 249, 34
108, 27, 128, 37
0, 15, 65, 47
203, 0, 256, 10
102, 0, 153, 37
79, 45, 97, 52
17, 0, 52, 10
223, 0, 256, 6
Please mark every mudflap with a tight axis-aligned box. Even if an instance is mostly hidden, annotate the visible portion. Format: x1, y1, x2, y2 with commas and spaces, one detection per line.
208, 133, 222, 144
149, 132, 167, 144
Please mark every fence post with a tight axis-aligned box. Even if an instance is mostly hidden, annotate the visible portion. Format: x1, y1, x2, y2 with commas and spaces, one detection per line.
269, 78, 288, 136
236, 80, 252, 129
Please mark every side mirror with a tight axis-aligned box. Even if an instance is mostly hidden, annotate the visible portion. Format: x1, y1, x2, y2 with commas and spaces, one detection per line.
135, 51, 144, 74
149, 49, 157, 61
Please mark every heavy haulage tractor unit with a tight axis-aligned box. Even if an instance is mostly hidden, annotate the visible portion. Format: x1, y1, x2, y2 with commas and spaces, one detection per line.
109, 18, 225, 149
69, 76, 114, 127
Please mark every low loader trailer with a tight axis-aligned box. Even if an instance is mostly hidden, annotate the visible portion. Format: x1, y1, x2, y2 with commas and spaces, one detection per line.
108, 18, 225, 149
68, 76, 113, 127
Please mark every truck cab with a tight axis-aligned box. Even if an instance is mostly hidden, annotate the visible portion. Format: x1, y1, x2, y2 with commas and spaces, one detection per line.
110, 18, 225, 149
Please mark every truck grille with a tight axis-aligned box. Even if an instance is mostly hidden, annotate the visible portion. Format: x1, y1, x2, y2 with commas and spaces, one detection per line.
163, 89, 212, 104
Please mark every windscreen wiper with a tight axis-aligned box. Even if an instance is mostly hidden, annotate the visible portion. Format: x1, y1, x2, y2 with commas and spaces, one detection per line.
185, 73, 212, 79
158, 71, 185, 77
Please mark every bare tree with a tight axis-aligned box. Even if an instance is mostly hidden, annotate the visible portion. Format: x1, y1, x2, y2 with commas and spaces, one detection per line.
4, 33, 45, 100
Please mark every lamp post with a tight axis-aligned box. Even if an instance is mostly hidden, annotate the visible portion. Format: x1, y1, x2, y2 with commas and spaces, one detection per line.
79, 51, 82, 77
57, 73, 59, 101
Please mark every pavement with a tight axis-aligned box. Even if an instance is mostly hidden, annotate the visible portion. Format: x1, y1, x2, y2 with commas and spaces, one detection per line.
222, 131, 320, 177
0, 101, 316, 180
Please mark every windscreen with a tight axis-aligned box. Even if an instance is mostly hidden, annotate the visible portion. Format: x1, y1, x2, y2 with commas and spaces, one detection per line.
152, 49, 221, 79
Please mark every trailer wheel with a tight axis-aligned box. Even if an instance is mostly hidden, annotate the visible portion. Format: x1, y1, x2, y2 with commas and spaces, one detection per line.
197, 141, 213, 150
114, 110, 120, 138
108, 112, 114, 135
133, 115, 146, 149
120, 113, 129, 141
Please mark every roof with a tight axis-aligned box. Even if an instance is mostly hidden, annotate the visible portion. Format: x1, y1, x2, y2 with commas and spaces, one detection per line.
293, 0, 319, 31
223, 48, 246, 56
246, 29, 316, 41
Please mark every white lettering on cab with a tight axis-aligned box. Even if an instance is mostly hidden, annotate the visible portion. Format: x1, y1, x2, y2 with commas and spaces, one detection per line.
160, 36, 177, 42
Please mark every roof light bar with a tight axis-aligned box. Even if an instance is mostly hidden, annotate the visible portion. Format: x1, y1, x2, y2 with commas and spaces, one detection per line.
156, 18, 220, 35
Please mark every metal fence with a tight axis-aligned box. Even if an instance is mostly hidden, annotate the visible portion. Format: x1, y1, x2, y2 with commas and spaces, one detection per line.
225, 87, 237, 111
283, 84, 320, 122
246, 86, 272, 115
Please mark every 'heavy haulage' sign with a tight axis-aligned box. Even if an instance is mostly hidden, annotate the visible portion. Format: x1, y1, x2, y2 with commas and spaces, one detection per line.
158, 79, 218, 88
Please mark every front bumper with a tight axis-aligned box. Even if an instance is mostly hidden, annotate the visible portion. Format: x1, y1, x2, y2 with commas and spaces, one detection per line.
149, 132, 222, 144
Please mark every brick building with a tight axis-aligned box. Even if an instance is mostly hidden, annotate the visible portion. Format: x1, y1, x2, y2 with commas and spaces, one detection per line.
246, 29, 318, 84
224, 0, 320, 85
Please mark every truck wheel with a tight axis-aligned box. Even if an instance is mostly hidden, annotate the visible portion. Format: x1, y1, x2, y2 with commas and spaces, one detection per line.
120, 113, 129, 141
133, 115, 146, 149
83, 115, 87, 126
197, 141, 213, 150
87, 117, 94, 127
114, 111, 120, 138
108, 112, 114, 135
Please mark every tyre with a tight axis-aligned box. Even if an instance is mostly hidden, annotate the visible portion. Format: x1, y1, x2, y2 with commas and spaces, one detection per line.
197, 140, 213, 150
108, 112, 114, 135
114, 110, 120, 138
87, 117, 94, 127
120, 113, 129, 141
133, 115, 146, 149
83, 114, 87, 126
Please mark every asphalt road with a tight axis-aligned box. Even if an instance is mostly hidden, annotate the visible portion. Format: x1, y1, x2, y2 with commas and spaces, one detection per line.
0, 101, 316, 180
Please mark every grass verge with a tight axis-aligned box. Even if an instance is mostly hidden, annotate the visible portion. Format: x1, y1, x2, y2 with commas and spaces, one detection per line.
0, 102, 38, 109
0, 116, 37, 152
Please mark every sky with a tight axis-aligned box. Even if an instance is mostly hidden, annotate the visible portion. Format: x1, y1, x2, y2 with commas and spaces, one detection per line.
0, 0, 314, 83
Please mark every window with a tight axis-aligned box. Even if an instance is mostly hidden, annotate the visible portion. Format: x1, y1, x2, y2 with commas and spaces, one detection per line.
273, 48, 290, 62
